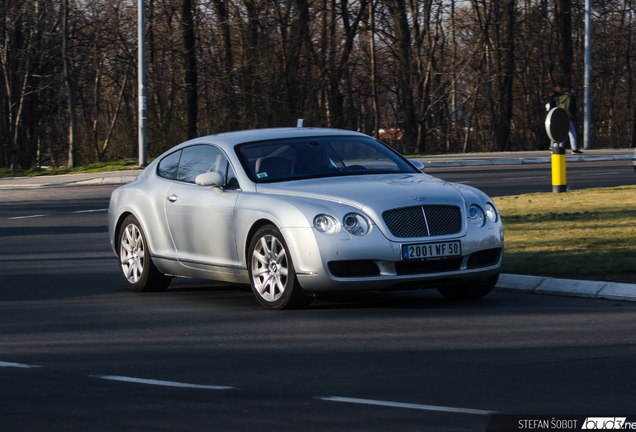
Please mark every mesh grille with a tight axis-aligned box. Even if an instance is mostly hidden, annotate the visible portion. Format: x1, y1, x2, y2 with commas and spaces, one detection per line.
395, 257, 463, 275
328, 260, 380, 278
382, 205, 462, 238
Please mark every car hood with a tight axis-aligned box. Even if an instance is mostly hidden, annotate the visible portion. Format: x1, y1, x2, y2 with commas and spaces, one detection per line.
255, 173, 467, 212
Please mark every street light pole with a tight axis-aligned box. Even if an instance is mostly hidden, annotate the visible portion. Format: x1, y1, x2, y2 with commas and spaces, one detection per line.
138, 0, 148, 166
584, 0, 592, 149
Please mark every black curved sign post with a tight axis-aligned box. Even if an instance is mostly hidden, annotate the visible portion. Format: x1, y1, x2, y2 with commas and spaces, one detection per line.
545, 107, 570, 193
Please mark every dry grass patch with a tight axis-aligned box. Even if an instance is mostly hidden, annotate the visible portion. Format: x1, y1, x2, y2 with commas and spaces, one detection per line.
493, 186, 636, 283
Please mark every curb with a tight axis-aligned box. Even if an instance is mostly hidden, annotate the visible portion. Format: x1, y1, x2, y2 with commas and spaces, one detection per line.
496, 274, 636, 302
424, 154, 632, 168
0, 175, 140, 189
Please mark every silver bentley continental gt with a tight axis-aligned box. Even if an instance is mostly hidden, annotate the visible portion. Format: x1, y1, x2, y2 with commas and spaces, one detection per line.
108, 128, 504, 309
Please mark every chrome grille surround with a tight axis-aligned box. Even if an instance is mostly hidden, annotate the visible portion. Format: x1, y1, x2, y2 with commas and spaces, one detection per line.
382, 205, 462, 238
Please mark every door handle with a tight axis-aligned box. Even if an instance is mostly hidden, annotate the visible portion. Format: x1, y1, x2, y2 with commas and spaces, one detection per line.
167, 194, 178, 203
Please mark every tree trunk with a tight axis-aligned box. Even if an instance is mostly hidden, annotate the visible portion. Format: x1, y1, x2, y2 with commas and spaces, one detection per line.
498, 0, 515, 151
385, 0, 417, 152
555, 0, 572, 84
326, 0, 368, 129
211, 0, 236, 129
369, 0, 379, 138
181, 0, 197, 139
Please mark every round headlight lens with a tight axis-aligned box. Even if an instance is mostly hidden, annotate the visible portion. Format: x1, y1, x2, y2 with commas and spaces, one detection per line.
485, 203, 498, 222
468, 205, 485, 227
343, 213, 371, 236
314, 214, 339, 235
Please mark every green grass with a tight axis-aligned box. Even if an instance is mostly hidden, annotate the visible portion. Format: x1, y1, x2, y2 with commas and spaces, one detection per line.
0, 159, 142, 178
493, 186, 636, 283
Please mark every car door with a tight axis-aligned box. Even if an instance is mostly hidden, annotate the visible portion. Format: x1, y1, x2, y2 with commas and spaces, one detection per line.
163, 144, 241, 271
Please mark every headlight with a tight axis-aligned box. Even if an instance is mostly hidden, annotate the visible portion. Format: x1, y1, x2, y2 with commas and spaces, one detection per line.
485, 203, 498, 222
314, 214, 339, 235
343, 213, 372, 236
468, 204, 485, 227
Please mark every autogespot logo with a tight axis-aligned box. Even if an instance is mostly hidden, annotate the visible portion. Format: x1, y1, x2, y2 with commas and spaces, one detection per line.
582, 417, 632, 429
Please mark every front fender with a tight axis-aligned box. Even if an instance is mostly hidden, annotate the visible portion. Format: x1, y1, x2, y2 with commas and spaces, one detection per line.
234, 192, 364, 271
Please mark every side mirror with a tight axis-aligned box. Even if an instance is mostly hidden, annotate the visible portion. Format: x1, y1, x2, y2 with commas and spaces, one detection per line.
409, 159, 425, 172
195, 172, 224, 188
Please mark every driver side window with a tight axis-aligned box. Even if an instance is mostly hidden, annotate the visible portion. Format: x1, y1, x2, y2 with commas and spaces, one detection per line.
177, 145, 220, 183
176, 144, 239, 188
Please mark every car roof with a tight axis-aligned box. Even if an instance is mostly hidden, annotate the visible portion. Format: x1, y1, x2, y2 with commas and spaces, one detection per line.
176, 127, 369, 151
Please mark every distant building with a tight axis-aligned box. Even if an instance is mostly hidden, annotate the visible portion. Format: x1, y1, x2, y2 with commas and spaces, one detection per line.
377, 128, 403, 142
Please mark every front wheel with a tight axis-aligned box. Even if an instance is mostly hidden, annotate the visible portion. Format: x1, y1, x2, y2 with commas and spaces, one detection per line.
118, 215, 172, 292
437, 272, 499, 300
248, 225, 312, 309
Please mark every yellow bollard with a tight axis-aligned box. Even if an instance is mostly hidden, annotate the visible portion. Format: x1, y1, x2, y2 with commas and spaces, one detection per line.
551, 145, 567, 193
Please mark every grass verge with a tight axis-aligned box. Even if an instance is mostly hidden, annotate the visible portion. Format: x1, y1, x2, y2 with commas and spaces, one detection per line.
493, 185, 636, 284
0, 159, 141, 178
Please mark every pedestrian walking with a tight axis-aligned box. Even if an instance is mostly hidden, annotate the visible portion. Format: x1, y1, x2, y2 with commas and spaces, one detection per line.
558, 84, 582, 154
547, 84, 563, 152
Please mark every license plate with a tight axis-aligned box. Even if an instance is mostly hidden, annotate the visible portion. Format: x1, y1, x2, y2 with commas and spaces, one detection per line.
402, 241, 461, 260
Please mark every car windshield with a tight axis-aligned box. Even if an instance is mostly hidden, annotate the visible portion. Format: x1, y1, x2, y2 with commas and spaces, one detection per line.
237, 136, 418, 182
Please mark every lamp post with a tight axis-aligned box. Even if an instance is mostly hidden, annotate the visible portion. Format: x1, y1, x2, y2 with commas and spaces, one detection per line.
138, 0, 148, 166
583, 0, 592, 149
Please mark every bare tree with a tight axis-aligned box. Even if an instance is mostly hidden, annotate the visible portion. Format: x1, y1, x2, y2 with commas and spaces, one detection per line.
182, 0, 197, 138
3, 0, 636, 170
555, 0, 573, 83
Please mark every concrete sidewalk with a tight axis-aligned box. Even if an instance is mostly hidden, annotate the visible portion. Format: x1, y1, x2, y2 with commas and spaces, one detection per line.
0, 170, 142, 189
418, 148, 633, 168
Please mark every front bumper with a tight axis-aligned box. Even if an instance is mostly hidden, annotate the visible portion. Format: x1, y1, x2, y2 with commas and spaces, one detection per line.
282, 223, 504, 292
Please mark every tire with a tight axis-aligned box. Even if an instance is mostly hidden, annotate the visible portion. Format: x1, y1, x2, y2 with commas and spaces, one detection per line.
437, 271, 499, 300
248, 225, 313, 310
118, 215, 172, 292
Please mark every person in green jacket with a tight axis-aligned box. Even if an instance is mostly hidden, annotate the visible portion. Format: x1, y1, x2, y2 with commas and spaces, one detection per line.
558, 84, 583, 154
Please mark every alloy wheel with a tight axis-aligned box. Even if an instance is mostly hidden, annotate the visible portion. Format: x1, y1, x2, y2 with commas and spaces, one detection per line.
251, 234, 289, 302
120, 223, 145, 284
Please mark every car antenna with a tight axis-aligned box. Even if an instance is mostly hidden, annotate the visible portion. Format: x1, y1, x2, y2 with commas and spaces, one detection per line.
296, 119, 304, 127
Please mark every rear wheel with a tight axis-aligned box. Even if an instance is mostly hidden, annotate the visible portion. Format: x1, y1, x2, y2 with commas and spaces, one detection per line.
118, 215, 171, 292
437, 272, 499, 300
248, 225, 312, 309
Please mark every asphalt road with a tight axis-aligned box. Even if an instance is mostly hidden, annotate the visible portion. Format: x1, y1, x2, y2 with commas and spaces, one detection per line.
1, 162, 635, 431
427, 160, 636, 197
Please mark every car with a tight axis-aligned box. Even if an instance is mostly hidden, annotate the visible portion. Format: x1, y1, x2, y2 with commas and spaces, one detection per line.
108, 127, 504, 309
632, 148, 636, 173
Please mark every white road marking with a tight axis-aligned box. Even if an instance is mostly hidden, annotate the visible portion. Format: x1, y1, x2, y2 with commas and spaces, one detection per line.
502, 176, 547, 181
90, 375, 234, 390
0, 361, 42, 368
8, 214, 47, 220
72, 209, 108, 213
8, 209, 107, 219
578, 172, 620, 176
318, 396, 496, 415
